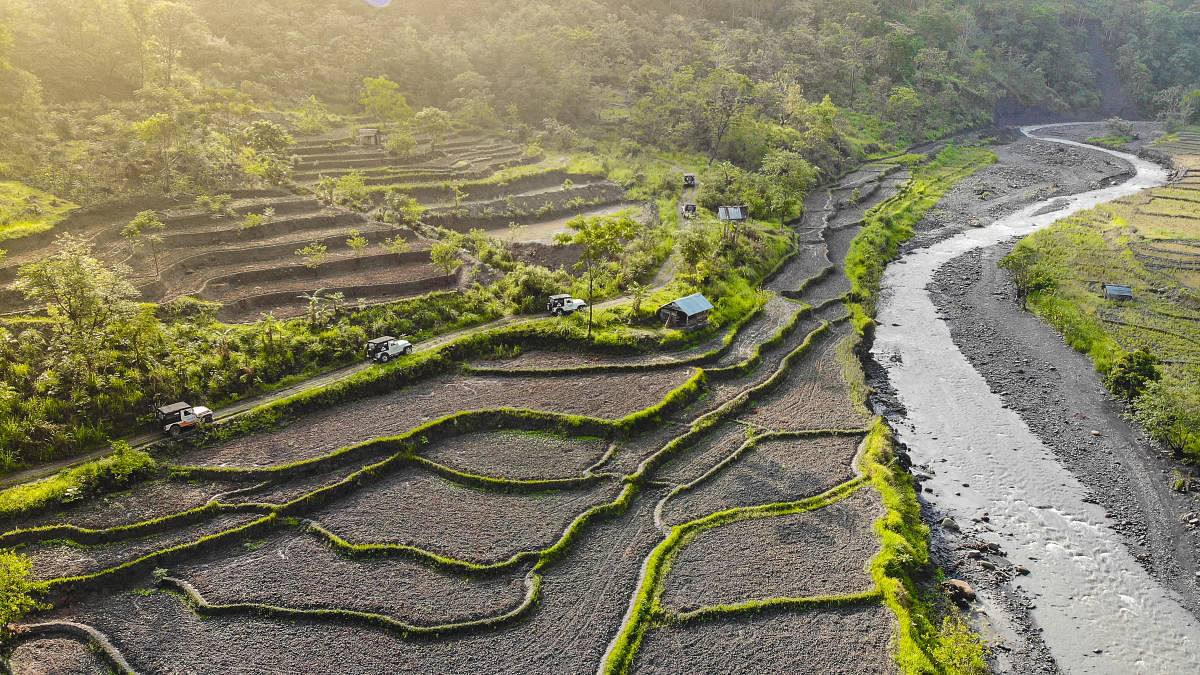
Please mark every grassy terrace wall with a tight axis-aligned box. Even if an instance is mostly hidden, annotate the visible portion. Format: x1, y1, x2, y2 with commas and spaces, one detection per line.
840, 145, 995, 673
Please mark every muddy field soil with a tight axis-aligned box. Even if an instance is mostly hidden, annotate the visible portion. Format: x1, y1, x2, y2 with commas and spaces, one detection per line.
227, 451, 396, 505
674, 316, 825, 421
8, 478, 243, 532
175, 367, 698, 468
633, 603, 896, 674
25, 512, 261, 581
606, 421, 692, 476
6, 637, 109, 675
47, 489, 667, 674
419, 430, 610, 480
739, 323, 870, 433
466, 332, 727, 371
310, 470, 623, 564
659, 487, 884, 612
173, 530, 531, 626
712, 296, 803, 367
509, 241, 582, 269
652, 422, 752, 486
763, 244, 830, 294
660, 433, 864, 527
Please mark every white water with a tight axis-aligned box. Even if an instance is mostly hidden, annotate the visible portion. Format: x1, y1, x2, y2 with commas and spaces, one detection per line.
871, 125, 1200, 672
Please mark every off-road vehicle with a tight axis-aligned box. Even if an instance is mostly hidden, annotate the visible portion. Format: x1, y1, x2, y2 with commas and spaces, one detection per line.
156, 402, 214, 438
547, 293, 586, 316
366, 335, 413, 363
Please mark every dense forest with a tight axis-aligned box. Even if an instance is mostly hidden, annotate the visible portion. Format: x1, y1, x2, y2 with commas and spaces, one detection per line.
0, 0, 1198, 470
1, 0, 1199, 202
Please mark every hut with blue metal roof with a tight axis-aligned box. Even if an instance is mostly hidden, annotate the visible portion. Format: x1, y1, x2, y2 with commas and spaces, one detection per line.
658, 292, 714, 330
1103, 284, 1133, 301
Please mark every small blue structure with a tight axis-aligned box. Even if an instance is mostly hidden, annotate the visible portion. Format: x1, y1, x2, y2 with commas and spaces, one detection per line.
1103, 284, 1133, 301
658, 293, 714, 330
718, 205, 749, 222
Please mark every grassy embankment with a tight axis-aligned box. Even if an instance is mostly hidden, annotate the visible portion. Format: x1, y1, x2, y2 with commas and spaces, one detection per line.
1002, 160, 1200, 459
0, 182, 77, 243
844, 144, 996, 673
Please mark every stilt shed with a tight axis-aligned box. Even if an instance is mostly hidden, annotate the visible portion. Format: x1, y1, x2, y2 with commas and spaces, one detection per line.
658, 293, 714, 330
718, 205, 749, 222
358, 128, 383, 146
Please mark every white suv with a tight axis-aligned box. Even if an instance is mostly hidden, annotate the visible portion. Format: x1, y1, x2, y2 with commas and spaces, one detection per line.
547, 294, 587, 316
367, 336, 413, 363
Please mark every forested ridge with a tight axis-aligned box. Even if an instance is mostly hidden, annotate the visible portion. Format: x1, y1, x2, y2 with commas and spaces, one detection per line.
1, 0, 1199, 202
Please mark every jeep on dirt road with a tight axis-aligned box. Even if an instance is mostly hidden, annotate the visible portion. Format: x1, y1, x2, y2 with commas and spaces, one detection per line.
366, 335, 413, 363
156, 402, 214, 438
547, 293, 587, 316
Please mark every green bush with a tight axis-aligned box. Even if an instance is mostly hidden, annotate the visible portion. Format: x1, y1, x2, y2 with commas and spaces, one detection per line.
0, 441, 157, 521
1104, 347, 1161, 399
0, 550, 46, 637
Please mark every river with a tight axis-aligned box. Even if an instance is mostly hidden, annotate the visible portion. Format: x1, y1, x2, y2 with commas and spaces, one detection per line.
870, 125, 1200, 672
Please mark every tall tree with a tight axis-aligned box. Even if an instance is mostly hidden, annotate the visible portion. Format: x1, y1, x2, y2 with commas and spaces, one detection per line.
16, 234, 141, 377
146, 1, 207, 87
360, 76, 413, 124
555, 213, 636, 338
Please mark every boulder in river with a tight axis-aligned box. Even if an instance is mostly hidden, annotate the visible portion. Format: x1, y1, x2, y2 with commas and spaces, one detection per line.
941, 579, 977, 607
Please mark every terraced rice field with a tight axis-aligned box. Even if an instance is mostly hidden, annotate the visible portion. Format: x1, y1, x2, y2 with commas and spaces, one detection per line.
1030, 136, 1200, 366
0, 131, 629, 322
5, 163, 912, 673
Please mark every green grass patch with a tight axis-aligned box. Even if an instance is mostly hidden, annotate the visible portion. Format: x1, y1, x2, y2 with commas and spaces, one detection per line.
0, 442, 156, 521
860, 421, 987, 674
0, 182, 77, 242
1086, 135, 1132, 150
1003, 201, 1200, 459
845, 145, 997, 323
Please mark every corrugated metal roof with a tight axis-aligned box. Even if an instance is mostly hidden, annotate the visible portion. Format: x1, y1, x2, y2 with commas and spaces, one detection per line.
1104, 284, 1133, 296
718, 205, 748, 221
661, 293, 714, 316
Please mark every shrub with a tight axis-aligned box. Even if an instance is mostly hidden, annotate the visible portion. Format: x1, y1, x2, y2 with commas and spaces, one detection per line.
1104, 347, 1161, 400
240, 212, 266, 229
346, 229, 368, 257
295, 242, 329, 269
0, 440, 157, 520
0, 550, 46, 638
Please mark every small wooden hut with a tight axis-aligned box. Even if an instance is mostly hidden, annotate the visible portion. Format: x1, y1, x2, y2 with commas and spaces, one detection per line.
358, 128, 383, 146
717, 205, 749, 222
658, 293, 714, 330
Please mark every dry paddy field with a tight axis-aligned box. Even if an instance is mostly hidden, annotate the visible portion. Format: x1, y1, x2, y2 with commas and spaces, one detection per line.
6, 161, 913, 673
0, 132, 630, 322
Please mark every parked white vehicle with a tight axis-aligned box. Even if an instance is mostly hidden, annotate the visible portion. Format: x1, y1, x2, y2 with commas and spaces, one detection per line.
156, 402, 214, 438
547, 293, 587, 316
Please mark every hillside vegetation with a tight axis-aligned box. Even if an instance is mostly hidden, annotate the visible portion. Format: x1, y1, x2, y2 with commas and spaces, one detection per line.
1, 0, 1199, 205
1003, 130, 1200, 460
